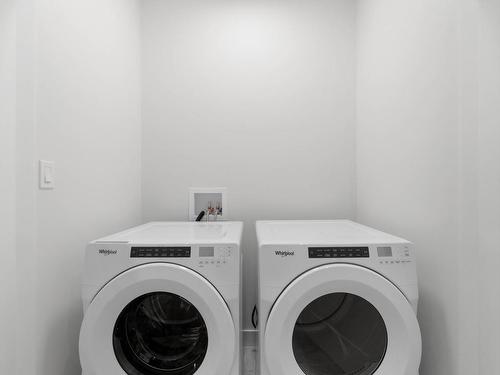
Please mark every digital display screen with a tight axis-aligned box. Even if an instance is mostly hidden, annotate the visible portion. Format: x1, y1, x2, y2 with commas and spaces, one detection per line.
131, 247, 191, 258
308, 247, 369, 258
199, 247, 215, 257
377, 247, 393, 257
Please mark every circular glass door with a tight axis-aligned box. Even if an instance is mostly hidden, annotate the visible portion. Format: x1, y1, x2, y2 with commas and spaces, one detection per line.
80, 263, 236, 375
263, 264, 421, 375
292, 293, 387, 375
113, 292, 208, 375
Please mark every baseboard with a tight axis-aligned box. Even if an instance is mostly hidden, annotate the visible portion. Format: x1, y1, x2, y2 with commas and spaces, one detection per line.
242, 329, 258, 375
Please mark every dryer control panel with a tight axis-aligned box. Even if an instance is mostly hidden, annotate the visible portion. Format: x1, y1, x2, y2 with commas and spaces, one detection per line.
377, 245, 413, 265
308, 247, 369, 258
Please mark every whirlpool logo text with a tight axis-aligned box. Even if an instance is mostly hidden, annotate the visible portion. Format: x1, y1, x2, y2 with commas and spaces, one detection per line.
98, 249, 118, 256
275, 250, 295, 257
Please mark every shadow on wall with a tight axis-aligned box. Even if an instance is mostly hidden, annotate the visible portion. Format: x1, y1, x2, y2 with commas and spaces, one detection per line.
417, 283, 454, 375
41, 302, 83, 374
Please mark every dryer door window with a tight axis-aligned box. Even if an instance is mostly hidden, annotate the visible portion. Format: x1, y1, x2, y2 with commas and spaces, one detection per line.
113, 292, 208, 375
263, 264, 421, 375
292, 292, 387, 375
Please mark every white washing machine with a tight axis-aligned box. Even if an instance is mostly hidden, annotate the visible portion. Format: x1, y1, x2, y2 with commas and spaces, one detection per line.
256, 220, 421, 375
79, 221, 243, 375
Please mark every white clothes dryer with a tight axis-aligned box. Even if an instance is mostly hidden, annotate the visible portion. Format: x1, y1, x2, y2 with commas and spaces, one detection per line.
79, 221, 243, 375
256, 220, 421, 375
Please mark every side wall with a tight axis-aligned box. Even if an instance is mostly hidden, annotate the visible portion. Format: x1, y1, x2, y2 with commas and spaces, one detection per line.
0, 1, 17, 373
356, 1, 461, 373
141, 0, 358, 327
478, 1, 500, 372
31, 0, 143, 373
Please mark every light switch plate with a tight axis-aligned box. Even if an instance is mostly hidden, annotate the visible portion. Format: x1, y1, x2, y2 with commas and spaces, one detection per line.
39, 160, 55, 190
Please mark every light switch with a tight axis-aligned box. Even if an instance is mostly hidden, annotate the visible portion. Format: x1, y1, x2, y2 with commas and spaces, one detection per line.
39, 160, 55, 189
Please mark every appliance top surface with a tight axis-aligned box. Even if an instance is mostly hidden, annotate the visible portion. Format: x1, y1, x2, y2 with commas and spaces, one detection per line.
256, 220, 410, 245
93, 221, 243, 245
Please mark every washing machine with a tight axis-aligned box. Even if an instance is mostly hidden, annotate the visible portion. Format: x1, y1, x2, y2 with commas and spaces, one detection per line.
79, 221, 243, 375
256, 220, 421, 375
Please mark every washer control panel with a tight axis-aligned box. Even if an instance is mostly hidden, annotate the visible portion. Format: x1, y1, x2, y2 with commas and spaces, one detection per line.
131, 247, 191, 258
197, 246, 233, 268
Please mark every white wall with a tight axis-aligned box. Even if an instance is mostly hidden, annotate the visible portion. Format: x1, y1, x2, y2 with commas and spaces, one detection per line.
9, 1, 497, 373
31, 0, 143, 373
456, 0, 480, 372
0, 1, 17, 373
356, 1, 461, 373
16, 0, 38, 372
478, 1, 500, 372
141, 0, 358, 328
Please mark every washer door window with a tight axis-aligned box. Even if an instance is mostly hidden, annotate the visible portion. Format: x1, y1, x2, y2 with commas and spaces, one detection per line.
264, 264, 421, 375
80, 263, 236, 375
113, 292, 208, 375
292, 293, 387, 375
